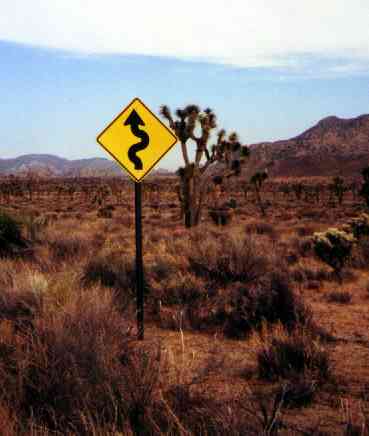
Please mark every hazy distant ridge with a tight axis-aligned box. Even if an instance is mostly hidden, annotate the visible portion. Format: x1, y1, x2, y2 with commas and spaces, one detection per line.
0, 154, 172, 177
1, 114, 369, 177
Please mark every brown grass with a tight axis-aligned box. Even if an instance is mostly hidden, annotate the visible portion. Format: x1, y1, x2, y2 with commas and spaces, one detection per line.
0, 175, 368, 434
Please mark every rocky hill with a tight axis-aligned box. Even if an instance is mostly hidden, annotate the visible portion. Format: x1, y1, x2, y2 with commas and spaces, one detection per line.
1, 114, 368, 178
0, 154, 172, 177
247, 114, 369, 177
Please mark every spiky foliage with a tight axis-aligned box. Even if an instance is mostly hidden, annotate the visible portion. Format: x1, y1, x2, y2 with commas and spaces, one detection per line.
160, 104, 250, 227
312, 228, 355, 279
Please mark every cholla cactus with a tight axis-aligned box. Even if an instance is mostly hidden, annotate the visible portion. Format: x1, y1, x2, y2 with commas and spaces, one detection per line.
313, 228, 355, 279
160, 104, 250, 227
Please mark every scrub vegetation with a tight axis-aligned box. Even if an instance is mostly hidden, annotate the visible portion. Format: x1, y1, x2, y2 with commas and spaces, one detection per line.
0, 165, 368, 435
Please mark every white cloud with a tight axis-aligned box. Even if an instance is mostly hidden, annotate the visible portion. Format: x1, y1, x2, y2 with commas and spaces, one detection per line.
1, 0, 369, 68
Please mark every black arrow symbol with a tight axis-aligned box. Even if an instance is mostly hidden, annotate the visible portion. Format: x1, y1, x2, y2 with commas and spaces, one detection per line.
124, 109, 150, 170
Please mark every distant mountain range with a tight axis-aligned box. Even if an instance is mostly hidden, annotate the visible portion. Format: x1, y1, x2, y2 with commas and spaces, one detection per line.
0, 154, 172, 177
246, 114, 369, 177
1, 114, 368, 178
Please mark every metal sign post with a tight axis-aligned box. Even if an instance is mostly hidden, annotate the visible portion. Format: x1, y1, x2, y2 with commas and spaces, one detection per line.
97, 97, 177, 341
134, 182, 144, 340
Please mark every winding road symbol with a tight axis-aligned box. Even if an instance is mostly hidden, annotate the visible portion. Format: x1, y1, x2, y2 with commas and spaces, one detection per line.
97, 97, 177, 182
124, 109, 150, 170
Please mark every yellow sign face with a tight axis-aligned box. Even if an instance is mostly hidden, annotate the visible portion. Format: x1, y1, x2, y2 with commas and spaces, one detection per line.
97, 98, 177, 182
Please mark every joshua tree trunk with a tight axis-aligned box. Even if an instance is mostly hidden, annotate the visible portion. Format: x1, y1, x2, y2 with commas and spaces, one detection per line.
160, 104, 250, 228
180, 169, 203, 227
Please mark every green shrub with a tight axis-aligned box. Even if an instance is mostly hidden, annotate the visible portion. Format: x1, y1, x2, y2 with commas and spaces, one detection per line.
313, 228, 355, 278
0, 211, 26, 257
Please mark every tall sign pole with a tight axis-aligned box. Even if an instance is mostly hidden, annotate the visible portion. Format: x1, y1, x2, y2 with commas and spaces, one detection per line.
97, 98, 177, 341
135, 182, 144, 340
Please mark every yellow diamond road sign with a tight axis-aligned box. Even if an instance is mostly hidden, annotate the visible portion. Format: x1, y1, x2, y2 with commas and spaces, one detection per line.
97, 98, 177, 182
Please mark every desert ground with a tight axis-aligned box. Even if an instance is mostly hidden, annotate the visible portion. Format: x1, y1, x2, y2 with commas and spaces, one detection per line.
0, 175, 368, 435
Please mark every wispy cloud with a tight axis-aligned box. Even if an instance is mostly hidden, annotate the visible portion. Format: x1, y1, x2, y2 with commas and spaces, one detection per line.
1, 0, 369, 72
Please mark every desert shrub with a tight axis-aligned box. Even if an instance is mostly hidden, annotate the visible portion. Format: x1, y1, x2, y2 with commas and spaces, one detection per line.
0, 289, 152, 434
275, 377, 317, 409
315, 268, 331, 282
114, 215, 133, 228
189, 234, 269, 286
307, 281, 320, 290
224, 272, 312, 339
208, 208, 233, 225
351, 236, 369, 269
22, 214, 51, 242
286, 251, 298, 265
295, 225, 315, 237
82, 248, 137, 305
0, 287, 42, 333
0, 211, 26, 257
293, 237, 313, 257
257, 328, 332, 383
292, 267, 326, 284
151, 272, 205, 306
245, 222, 276, 238
48, 235, 88, 262
97, 205, 114, 219
347, 213, 369, 239
327, 291, 352, 304
313, 228, 355, 278
358, 236, 369, 262
299, 208, 324, 220
291, 268, 307, 284
0, 288, 293, 435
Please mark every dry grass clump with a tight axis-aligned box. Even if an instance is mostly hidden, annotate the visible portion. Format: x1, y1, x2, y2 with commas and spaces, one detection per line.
245, 221, 276, 238
327, 291, 352, 304
0, 268, 52, 332
295, 225, 316, 237
0, 287, 142, 434
188, 234, 269, 286
256, 327, 333, 386
151, 231, 328, 341
351, 236, 369, 269
0, 211, 28, 258
292, 237, 314, 258
47, 234, 90, 262
82, 246, 136, 296
223, 272, 312, 339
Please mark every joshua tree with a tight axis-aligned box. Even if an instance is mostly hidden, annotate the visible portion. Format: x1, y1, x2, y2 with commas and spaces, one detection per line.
330, 176, 346, 206
359, 167, 369, 209
250, 170, 268, 217
160, 104, 249, 227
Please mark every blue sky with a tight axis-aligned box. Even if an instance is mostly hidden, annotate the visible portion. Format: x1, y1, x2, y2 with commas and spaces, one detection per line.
1, 1, 369, 170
